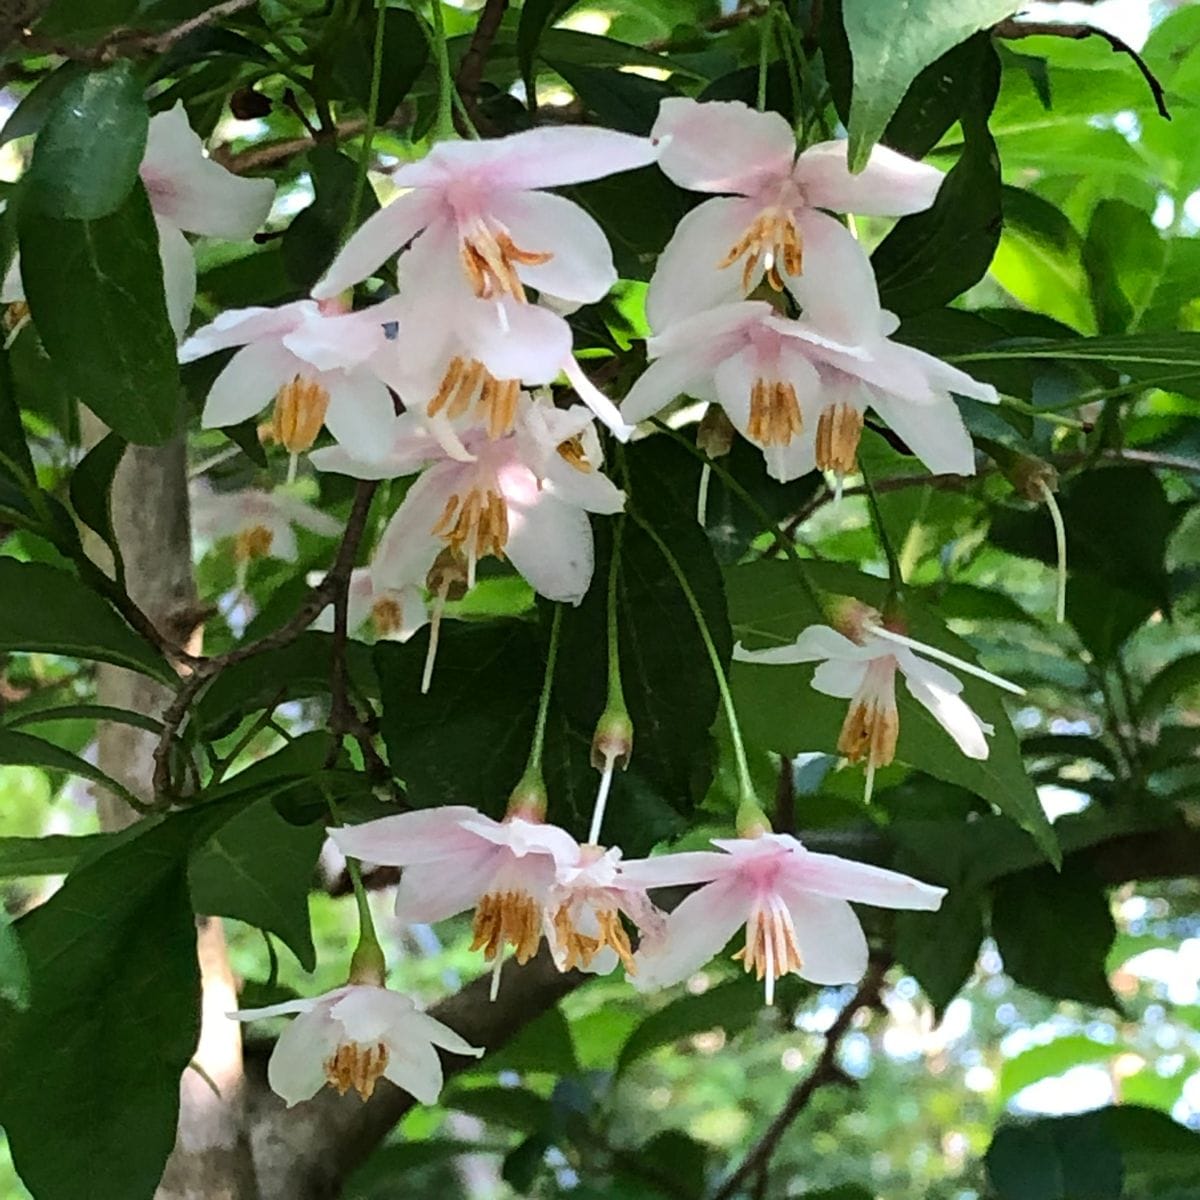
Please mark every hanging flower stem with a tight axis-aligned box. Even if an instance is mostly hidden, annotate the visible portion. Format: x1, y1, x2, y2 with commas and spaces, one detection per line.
629, 508, 756, 810
426, 1, 459, 142
327, 795, 386, 984
510, 602, 565, 813
344, 0, 388, 237
1037, 477, 1068, 623
859, 459, 904, 599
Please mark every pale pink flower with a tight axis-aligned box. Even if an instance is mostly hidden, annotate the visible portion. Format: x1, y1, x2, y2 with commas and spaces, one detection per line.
309, 567, 428, 643
190, 486, 340, 566
329, 807, 581, 995
311, 399, 624, 604
312, 126, 656, 306
623, 833, 946, 1002
646, 97, 941, 331
181, 298, 399, 465
4, 103, 275, 337
735, 622, 1017, 799
230, 984, 481, 1106
545, 845, 666, 977
621, 295, 997, 482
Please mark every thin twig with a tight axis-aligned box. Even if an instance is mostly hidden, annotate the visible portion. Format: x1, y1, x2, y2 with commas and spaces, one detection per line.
993, 18, 1170, 120
455, 0, 508, 134
710, 956, 890, 1200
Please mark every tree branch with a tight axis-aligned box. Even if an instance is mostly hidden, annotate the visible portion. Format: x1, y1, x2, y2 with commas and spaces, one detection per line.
711, 956, 890, 1200
456, 0, 508, 134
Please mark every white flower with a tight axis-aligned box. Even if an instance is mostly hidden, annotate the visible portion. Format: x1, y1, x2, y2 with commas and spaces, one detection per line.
646, 97, 941, 331
181, 298, 399, 464
230, 984, 481, 1107
311, 398, 624, 604
309, 567, 428, 643
735, 623, 999, 798
191, 486, 341, 565
622, 833, 945, 1003
4, 103, 274, 338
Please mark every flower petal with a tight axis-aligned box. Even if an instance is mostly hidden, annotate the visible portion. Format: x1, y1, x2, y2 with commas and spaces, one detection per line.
783, 892, 869, 985
618, 850, 732, 890
466, 300, 572, 384
201, 339, 297, 429
229, 994, 323, 1021
329, 985, 413, 1042
267, 1005, 341, 1107
810, 656, 872, 699
156, 217, 196, 339
141, 104, 275, 238
645, 196, 760, 332
322, 369, 399, 463
794, 849, 947, 911
734, 624, 862, 666
793, 140, 942, 217
505, 491, 595, 603
562, 357, 635, 441
652, 98, 795, 195
328, 806, 485, 866
312, 191, 444, 299
368, 464, 461, 583
619, 352, 708, 424
488, 190, 616, 304
631, 876, 749, 992
900, 654, 992, 760
400, 1009, 484, 1059
869, 390, 977, 477
382, 1033, 445, 1105
179, 302, 307, 362
394, 851, 496, 924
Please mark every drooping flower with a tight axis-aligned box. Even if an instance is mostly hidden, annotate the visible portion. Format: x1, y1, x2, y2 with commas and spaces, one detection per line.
181, 297, 400, 467
622, 833, 946, 1002
545, 844, 666, 976
645, 97, 941, 330
309, 567, 428, 643
191, 486, 341, 574
329, 806, 582, 996
734, 618, 1016, 799
621, 293, 998, 482
4, 103, 274, 337
229, 984, 482, 1107
311, 398, 624, 604
312, 126, 656, 307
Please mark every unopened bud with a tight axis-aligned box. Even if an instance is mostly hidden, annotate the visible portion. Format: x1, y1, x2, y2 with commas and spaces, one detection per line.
591, 708, 634, 772
822, 593, 882, 644
697, 405, 735, 459
977, 438, 1058, 502
735, 798, 772, 839
348, 934, 387, 987
506, 774, 548, 823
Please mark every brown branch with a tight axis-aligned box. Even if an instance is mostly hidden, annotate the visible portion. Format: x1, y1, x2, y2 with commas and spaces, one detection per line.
710, 956, 890, 1200
993, 18, 1170, 120
151, 481, 380, 801
456, 0, 508, 134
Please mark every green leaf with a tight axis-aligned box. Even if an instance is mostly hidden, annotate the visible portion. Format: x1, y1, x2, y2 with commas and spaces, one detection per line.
189, 797, 323, 970
0, 559, 173, 681
841, 0, 1019, 170
1000, 1036, 1128, 1106
486, 1006, 578, 1076
519, 0, 581, 100
19, 183, 181, 445
872, 36, 1002, 315
36, 0, 140, 41
728, 560, 1057, 863
0, 814, 202, 1200
992, 863, 1118, 1008
332, 7, 428, 121
6, 702, 163, 737
1141, 651, 1200, 719
0, 915, 29, 1012
24, 62, 148, 221
1084, 200, 1167, 335
549, 59, 677, 134
892, 886, 983, 1017
0, 833, 112, 878
69, 431, 126, 577
446, 1085, 553, 1133
617, 976, 763, 1073
0, 63, 91, 148
0, 727, 140, 808
986, 1116, 1124, 1200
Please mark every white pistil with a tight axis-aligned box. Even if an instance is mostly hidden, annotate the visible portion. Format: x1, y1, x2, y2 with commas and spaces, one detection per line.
863, 624, 1026, 696
489, 952, 504, 1002
1037, 478, 1067, 624
588, 751, 617, 845
696, 462, 712, 526
421, 584, 451, 695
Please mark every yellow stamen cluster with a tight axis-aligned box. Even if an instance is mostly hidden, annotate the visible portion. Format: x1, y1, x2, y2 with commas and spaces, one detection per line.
556, 434, 593, 473
324, 1041, 389, 1101
837, 688, 899, 769
719, 209, 803, 290
271, 375, 330, 454
732, 904, 802, 985
553, 905, 635, 973
233, 524, 274, 563
431, 486, 509, 563
747, 378, 802, 447
3, 301, 30, 332
815, 403, 864, 474
470, 890, 543, 964
429, 356, 522, 440
460, 225, 553, 302
370, 595, 405, 638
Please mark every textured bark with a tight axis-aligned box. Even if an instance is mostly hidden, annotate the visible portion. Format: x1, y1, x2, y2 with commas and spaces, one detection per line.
89, 432, 259, 1200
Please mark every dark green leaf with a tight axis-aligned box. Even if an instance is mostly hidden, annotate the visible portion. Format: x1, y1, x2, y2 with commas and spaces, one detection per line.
0, 834, 111, 878
19, 183, 181, 445
69, 431, 126, 576
0, 814, 203, 1200
0, 559, 173, 681
36, 0, 140, 41
992, 863, 1119, 1008
840, 0, 1019, 169
1141, 651, 1200, 719
1084, 199, 1167, 334
24, 62, 147, 220
0, 727, 139, 808
893, 886, 984, 1017
7, 703, 162, 737
549, 59, 677, 134
190, 798, 323, 970
0, 916, 29, 1011
0, 62, 89, 148
986, 1116, 1123, 1200
332, 8, 428, 121
519, 0, 583, 99
446, 1085, 553, 1132
486, 1005, 578, 1076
